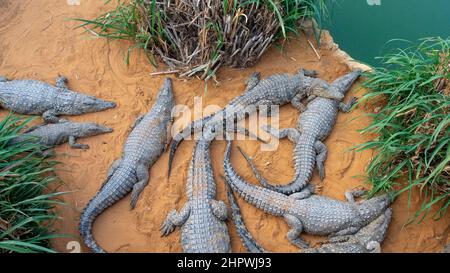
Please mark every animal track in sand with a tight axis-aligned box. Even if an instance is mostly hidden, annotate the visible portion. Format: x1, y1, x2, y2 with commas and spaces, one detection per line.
325, 138, 355, 179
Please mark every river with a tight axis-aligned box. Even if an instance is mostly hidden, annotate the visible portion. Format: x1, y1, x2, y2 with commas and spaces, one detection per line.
325, 0, 450, 67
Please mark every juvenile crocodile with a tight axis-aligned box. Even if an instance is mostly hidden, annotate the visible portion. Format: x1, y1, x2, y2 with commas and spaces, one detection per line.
223, 140, 393, 248
224, 180, 266, 253
0, 75, 116, 123
303, 208, 392, 253
80, 78, 174, 253
167, 69, 345, 176
242, 70, 361, 194
9, 119, 112, 149
161, 133, 231, 253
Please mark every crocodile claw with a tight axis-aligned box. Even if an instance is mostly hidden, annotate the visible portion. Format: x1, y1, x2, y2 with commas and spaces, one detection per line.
160, 220, 175, 237
290, 237, 310, 249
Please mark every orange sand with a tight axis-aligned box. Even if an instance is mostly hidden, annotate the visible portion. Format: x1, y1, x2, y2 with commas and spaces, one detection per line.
0, 0, 448, 253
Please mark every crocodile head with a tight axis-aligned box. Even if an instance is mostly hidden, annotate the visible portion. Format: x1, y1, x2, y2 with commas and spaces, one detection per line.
358, 208, 393, 247
77, 95, 116, 114
309, 81, 345, 100
153, 78, 175, 118
293, 70, 344, 100
156, 78, 174, 101
330, 70, 362, 96
78, 123, 113, 136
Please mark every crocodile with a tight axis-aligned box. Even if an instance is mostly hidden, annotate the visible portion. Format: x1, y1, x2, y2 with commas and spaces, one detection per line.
167, 69, 346, 176
9, 119, 112, 149
161, 133, 231, 253
225, 175, 391, 253
303, 208, 392, 253
0, 75, 116, 123
79, 78, 174, 253
444, 244, 450, 253
224, 180, 266, 253
223, 140, 393, 248
242, 70, 361, 195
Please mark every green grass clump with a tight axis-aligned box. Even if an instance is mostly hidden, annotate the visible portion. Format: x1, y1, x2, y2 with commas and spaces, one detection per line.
74, 0, 331, 80
356, 37, 450, 222
0, 114, 64, 253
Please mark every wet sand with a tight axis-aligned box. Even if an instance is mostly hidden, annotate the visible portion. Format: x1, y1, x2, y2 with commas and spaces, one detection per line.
0, 0, 448, 253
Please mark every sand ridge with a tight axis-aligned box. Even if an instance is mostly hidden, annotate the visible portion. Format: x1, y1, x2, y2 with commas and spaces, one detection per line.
0, 0, 448, 253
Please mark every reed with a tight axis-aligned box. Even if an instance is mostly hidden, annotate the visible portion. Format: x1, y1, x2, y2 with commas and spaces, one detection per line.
356, 37, 450, 222
74, 0, 331, 80
0, 114, 65, 253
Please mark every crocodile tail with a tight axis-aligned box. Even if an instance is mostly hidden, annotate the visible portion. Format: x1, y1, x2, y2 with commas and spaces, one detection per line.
167, 134, 182, 177
79, 198, 107, 253
79, 167, 135, 253
168, 114, 215, 177
223, 140, 288, 217
237, 136, 315, 195
224, 180, 265, 253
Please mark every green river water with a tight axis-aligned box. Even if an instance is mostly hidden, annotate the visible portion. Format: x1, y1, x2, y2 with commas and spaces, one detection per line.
325, 0, 450, 67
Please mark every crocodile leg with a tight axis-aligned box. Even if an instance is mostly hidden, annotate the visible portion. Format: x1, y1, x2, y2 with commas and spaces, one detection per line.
55, 75, 68, 89
210, 200, 228, 221
339, 97, 358, 113
42, 109, 60, 123
366, 241, 382, 253
344, 189, 368, 203
300, 69, 318, 78
284, 214, 309, 248
97, 159, 123, 190
160, 202, 191, 236
306, 95, 317, 103
245, 72, 261, 92
131, 115, 144, 130
328, 235, 352, 243
262, 125, 300, 143
107, 159, 122, 176
314, 140, 328, 181
289, 184, 315, 200
69, 135, 89, 149
130, 164, 149, 209
330, 226, 361, 237
291, 93, 307, 112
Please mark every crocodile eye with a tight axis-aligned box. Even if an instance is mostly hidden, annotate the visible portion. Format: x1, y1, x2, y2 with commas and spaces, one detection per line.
211, 127, 215, 133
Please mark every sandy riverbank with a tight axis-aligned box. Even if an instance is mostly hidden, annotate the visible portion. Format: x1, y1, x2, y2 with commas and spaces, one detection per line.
0, 0, 448, 253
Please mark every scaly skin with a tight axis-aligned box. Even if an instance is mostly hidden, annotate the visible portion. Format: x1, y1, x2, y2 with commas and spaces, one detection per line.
225, 178, 391, 253
443, 243, 450, 253
0, 75, 116, 123
243, 70, 362, 194
303, 208, 392, 253
79, 79, 174, 253
224, 180, 266, 253
9, 119, 112, 149
167, 69, 345, 176
161, 134, 231, 253
223, 141, 393, 249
